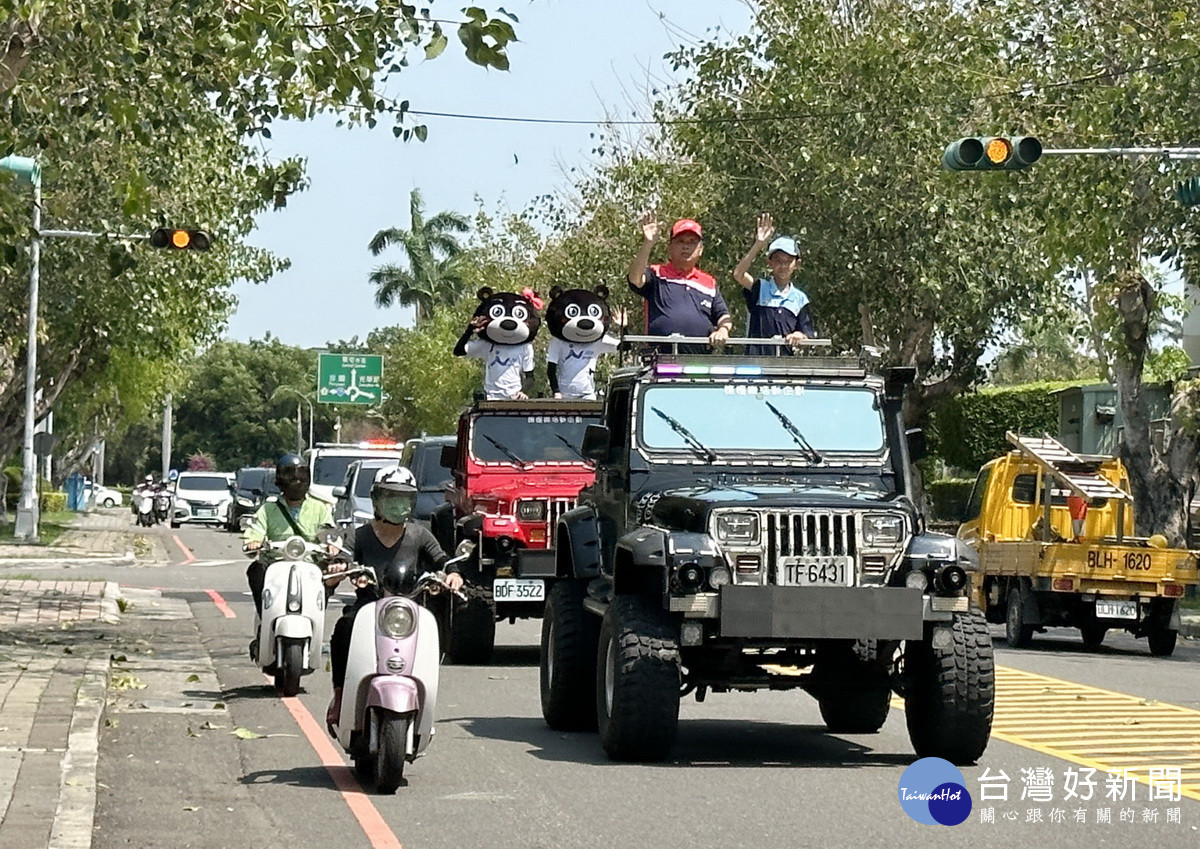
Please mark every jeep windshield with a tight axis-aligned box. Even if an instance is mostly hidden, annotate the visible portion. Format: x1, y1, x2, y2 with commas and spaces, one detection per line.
470, 413, 601, 465
639, 384, 884, 456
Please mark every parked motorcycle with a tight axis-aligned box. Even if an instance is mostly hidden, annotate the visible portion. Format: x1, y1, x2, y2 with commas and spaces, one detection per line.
333, 542, 471, 793
246, 534, 336, 697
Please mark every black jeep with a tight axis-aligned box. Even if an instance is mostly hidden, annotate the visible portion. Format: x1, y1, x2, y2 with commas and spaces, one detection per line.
542, 344, 994, 764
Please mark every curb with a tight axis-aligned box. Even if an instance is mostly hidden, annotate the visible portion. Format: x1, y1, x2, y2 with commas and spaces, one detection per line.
48, 655, 109, 849
100, 581, 122, 624
1180, 615, 1200, 640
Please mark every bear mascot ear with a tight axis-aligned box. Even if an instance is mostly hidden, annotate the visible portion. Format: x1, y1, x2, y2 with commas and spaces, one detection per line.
477, 286, 494, 301
593, 284, 610, 301
549, 285, 564, 300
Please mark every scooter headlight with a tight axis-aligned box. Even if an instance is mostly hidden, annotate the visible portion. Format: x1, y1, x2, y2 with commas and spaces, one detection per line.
379, 602, 416, 639
283, 536, 307, 560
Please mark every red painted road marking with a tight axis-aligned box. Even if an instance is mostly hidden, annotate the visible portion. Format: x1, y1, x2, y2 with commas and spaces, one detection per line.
204, 589, 236, 619
172, 535, 196, 565
267, 676, 403, 849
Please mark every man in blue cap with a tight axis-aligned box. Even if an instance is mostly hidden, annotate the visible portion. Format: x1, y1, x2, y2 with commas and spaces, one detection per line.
732, 213, 815, 355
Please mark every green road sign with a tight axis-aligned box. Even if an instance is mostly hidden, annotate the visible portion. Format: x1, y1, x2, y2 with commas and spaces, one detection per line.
317, 353, 383, 405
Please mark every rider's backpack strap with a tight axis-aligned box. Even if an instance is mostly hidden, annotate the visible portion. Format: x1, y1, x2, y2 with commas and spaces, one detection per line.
274, 498, 306, 538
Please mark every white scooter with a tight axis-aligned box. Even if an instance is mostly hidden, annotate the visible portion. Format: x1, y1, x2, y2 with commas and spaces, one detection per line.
247, 535, 333, 697
334, 543, 472, 793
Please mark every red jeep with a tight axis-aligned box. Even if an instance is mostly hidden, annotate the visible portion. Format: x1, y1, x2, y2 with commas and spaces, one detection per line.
431, 399, 603, 663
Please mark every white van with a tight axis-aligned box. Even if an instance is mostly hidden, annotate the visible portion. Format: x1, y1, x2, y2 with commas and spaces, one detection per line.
303, 442, 405, 505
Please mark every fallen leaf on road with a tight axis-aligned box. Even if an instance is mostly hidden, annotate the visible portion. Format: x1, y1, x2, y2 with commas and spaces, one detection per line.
110, 673, 147, 691
186, 726, 198, 738
186, 674, 200, 683
183, 806, 199, 812
104, 719, 118, 728
233, 727, 263, 739
199, 721, 224, 730
63, 646, 73, 655
110, 654, 128, 663
213, 702, 226, 710
487, 675, 508, 680
65, 778, 86, 786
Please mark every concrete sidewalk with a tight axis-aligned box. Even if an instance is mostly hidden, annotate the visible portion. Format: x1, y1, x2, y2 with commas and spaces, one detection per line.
0, 579, 121, 849
0, 510, 138, 567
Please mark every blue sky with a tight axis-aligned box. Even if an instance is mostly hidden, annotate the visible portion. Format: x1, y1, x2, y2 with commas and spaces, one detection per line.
227, 0, 755, 349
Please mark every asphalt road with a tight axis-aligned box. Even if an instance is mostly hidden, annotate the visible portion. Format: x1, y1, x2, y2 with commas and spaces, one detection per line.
69, 515, 1200, 848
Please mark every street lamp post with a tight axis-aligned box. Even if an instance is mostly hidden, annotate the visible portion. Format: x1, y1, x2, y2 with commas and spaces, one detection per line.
275, 387, 315, 451
0, 155, 43, 542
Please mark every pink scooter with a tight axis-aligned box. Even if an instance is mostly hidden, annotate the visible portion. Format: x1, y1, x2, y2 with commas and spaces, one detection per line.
334, 543, 471, 792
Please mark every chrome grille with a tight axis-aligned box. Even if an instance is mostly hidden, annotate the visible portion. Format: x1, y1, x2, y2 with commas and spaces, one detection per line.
547, 498, 576, 546
766, 512, 857, 558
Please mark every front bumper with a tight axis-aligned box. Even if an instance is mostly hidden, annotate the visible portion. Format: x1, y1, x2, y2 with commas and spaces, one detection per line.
716, 586, 929, 640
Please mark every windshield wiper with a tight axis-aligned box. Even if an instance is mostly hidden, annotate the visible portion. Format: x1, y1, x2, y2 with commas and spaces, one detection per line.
764, 401, 823, 464
482, 434, 527, 468
650, 407, 718, 463
554, 433, 593, 465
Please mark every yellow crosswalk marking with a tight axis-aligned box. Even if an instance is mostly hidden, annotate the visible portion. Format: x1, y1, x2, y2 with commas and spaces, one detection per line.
990, 667, 1200, 802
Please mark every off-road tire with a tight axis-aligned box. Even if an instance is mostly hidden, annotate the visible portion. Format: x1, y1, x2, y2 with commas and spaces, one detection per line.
904, 610, 994, 766
814, 640, 894, 734
596, 595, 680, 762
447, 595, 495, 665
1005, 588, 1034, 648
1147, 627, 1177, 657
540, 580, 600, 731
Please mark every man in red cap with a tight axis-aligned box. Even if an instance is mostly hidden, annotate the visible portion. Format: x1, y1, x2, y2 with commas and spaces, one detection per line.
627, 212, 732, 349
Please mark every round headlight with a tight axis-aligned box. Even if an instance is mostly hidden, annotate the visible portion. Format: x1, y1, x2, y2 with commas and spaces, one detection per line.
708, 565, 732, 588
936, 564, 968, 594
905, 569, 929, 591
283, 536, 307, 560
379, 602, 416, 639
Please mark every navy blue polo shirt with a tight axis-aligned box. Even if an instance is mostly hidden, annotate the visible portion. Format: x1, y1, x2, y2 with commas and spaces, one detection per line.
632, 263, 730, 338
744, 278, 815, 348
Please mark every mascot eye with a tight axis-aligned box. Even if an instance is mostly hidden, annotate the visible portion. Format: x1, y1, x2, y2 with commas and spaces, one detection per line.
565, 304, 581, 318
488, 304, 506, 319
587, 304, 603, 318
512, 305, 528, 321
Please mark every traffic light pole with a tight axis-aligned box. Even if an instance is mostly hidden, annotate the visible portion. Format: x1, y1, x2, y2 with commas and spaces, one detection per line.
13, 180, 42, 541
1041, 146, 1200, 160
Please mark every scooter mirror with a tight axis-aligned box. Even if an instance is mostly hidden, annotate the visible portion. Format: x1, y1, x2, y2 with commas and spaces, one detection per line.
454, 539, 476, 558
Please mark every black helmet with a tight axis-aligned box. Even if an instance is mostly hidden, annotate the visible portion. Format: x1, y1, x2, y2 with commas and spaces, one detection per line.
276, 453, 304, 474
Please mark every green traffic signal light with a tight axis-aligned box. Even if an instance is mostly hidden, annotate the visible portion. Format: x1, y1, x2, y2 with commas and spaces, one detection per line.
149, 228, 212, 251
942, 136, 1042, 171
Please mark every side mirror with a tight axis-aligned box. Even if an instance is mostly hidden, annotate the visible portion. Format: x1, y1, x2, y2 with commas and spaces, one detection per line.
332, 486, 347, 499
440, 444, 456, 469
581, 424, 611, 463
906, 427, 928, 462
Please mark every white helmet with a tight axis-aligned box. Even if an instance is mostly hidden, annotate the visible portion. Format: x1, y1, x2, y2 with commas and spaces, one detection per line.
371, 465, 416, 496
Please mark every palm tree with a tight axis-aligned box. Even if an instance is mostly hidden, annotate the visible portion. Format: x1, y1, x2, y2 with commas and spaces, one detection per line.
368, 189, 470, 323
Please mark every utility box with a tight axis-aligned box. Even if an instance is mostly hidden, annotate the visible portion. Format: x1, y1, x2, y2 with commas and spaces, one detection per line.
1055, 383, 1171, 455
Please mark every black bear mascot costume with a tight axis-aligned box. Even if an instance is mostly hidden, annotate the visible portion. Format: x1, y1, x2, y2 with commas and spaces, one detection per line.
544, 285, 620, 400
453, 287, 543, 400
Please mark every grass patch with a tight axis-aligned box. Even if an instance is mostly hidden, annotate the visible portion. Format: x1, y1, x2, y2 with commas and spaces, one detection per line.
0, 510, 78, 546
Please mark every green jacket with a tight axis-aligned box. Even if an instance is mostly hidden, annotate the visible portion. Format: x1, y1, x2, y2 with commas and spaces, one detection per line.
242, 495, 335, 544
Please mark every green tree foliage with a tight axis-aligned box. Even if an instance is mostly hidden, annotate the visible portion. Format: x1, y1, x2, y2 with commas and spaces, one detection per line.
368, 188, 470, 321
171, 338, 334, 471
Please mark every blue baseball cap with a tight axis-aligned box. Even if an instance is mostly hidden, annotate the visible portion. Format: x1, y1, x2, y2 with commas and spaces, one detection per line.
768, 236, 799, 257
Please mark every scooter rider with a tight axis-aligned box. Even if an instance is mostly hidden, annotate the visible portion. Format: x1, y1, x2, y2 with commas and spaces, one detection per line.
325, 466, 465, 731
243, 453, 335, 615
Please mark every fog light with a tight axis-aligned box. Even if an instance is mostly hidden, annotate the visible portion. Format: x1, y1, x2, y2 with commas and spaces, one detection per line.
708, 565, 732, 588
680, 621, 704, 646
936, 564, 968, 594
675, 563, 704, 593
905, 570, 929, 590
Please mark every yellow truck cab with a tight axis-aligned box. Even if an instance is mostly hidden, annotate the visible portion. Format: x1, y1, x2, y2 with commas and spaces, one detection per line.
958, 433, 1197, 656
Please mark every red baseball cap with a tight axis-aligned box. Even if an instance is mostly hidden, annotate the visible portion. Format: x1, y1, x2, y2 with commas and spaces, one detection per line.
670, 219, 703, 239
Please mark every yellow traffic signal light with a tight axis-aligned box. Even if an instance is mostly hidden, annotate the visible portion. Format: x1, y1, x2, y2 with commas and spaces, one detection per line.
149, 228, 212, 251
942, 136, 1042, 171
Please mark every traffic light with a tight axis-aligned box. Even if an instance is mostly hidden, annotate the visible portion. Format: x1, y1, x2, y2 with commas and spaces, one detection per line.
942, 136, 1042, 171
149, 228, 211, 251
1177, 177, 1200, 206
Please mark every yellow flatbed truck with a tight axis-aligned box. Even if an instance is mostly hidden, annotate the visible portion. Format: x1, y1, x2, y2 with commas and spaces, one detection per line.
957, 433, 1198, 656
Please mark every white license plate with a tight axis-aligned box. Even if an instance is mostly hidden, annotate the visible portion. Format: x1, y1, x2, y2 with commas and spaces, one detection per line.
196, 509, 215, 517
1096, 600, 1137, 620
493, 578, 545, 602
778, 557, 854, 587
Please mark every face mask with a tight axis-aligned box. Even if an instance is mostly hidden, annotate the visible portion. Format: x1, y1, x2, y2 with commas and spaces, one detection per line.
375, 496, 413, 525
278, 475, 309, 501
